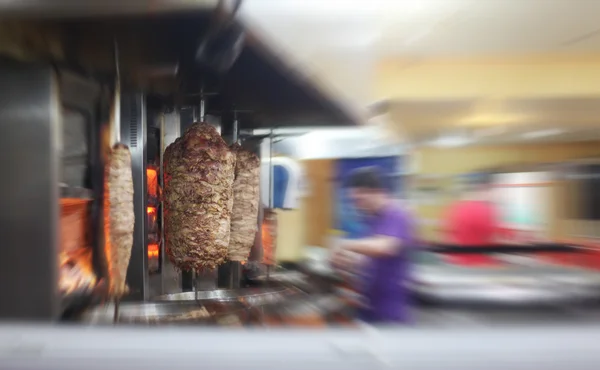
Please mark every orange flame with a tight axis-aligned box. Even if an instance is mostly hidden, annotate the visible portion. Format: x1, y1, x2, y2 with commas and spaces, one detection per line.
59, 198, 97, 296
262, 211, 277, 266
147, 168, 158, 199
148, 243, 159, 259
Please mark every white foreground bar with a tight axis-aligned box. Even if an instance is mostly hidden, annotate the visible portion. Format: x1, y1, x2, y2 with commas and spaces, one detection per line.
0, 323, 599, 370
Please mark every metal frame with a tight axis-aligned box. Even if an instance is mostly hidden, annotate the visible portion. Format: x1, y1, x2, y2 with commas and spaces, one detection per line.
120, 92, 149, 301
0, 60, 60, 319
178, 106, 221, 292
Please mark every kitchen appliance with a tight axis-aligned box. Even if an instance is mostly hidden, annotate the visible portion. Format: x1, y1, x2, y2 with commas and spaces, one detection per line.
0, 1, 359, 321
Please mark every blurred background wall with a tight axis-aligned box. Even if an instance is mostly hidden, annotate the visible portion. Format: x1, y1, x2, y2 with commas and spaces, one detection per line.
241, 1, 600, 263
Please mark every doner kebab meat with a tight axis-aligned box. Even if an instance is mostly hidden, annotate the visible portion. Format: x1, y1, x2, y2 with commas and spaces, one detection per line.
163, 122, 235, 271
104, 143, 135, 297
101, 39, 135, 299
228, 143, 260, 261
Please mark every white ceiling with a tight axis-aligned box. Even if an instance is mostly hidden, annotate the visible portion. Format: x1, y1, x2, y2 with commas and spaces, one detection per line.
241, 0, 600, 58
385, 97, 600, 145
240, 0, 600, 106
240, 0, 600, 141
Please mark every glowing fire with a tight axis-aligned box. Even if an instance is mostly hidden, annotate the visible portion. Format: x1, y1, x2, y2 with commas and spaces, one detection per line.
148, 243, 159, 259
147, 206, 157, 233
147, 168, 158, 200
59, 198, 97, 296
262, 210, 277, 266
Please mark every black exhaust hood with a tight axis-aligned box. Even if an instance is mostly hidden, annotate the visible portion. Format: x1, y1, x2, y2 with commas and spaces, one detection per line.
0, 1, 361, 128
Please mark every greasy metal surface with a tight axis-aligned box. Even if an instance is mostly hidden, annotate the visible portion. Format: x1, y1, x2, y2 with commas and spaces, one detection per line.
254, 271, 317, 293
60, 186, 94, 199
82, 300, 248, 325
413, 252, 600, 304
61, 110, 88, 187
0, 60, 60, 319
82, 287, 351, 327
0, 0, 220, 18
154, 287, 296, 307
157, 110, 180, 296
120, 93, 148, 301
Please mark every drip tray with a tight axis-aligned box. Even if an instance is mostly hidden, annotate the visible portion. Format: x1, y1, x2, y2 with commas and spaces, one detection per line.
154, 287, 298, 307
82, 301, 251, 326
82, 287, 299, 326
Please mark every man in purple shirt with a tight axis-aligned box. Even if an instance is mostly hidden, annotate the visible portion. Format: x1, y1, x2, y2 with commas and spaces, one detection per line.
332, 167, 415, 324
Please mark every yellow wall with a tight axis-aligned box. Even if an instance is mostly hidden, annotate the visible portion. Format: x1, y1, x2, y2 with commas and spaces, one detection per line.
303, 159, 334, 248
275, 208, 306, 262
414, 142, 600, 241
273, 159, 334, 262
374, 55, 600, 101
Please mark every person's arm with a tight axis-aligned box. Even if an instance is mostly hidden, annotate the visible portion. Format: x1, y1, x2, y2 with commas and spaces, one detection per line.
342, 235, 402, 258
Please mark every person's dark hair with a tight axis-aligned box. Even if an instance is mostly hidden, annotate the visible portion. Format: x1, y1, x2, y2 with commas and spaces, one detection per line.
345, 167, 386, 190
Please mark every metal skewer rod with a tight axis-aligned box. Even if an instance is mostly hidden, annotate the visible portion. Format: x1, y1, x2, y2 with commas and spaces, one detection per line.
230, 111, 241, 289
268, 129, 273, 209
232, 110, 239, 144
111, 37, 121, 145
193, 269, 198, 303
199, 87, 206, 122
265, 129, 274, 281
112, 37, 122, 325
113, 297, 120, 324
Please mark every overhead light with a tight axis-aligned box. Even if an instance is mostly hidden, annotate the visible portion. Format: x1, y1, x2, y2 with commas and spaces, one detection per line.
521, 129, 564, 139
430, 135, 472, 148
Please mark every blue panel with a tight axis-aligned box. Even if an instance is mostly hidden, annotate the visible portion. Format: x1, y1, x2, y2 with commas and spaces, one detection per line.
273, 164, 289, 209
334, 157, 399, 238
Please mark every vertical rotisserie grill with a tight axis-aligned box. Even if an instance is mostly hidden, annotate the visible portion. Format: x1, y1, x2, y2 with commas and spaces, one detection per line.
0, 3, 359, 322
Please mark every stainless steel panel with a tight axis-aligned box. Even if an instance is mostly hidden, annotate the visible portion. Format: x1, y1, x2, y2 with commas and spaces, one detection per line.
121, 93, 148, 301
259, 136, 274, 208
154, 110, 181, 297
154, 287, 296, 307
163, 111, 181, 149
412, 253, 600, 305
0, 61, 60, 319
82, 301, 243, 325
0, 0, 220, 17
205, 114, 222, 134
61, 109, 88, 187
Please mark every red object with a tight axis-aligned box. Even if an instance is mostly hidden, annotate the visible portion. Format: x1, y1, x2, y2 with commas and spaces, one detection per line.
443, 200, 503, 266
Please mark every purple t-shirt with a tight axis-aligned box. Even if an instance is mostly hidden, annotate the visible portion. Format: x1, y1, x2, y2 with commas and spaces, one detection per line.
358, 202, 415, 323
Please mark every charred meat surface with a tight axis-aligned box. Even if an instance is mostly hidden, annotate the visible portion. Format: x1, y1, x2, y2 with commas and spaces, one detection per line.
228, 143, 260, 261
104, 143, 135, 297
163, 122, 235, 271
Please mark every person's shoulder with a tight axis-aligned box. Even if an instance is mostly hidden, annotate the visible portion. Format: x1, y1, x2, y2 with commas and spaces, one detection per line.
388, 201, 413, 220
